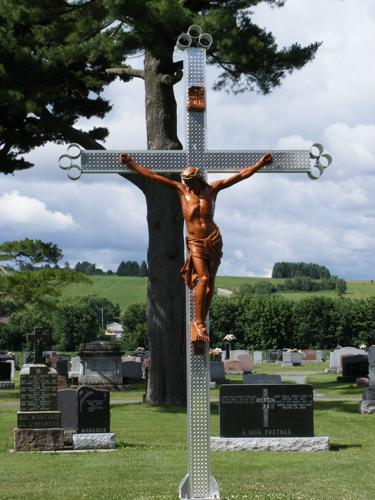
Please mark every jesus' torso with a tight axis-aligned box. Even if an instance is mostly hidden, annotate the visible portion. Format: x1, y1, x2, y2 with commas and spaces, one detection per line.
178, 184, 218, 239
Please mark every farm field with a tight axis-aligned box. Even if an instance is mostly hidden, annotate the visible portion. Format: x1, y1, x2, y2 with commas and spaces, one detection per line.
61, 275, 375, 312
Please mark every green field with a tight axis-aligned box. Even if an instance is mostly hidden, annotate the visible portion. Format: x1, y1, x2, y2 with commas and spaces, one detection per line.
61, 275, 375, 312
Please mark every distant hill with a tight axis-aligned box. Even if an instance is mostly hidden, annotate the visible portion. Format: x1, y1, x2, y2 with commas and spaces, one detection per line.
61, 275, 375, 312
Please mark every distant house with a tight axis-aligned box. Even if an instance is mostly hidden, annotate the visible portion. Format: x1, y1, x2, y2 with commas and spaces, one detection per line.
105, 322, 124, 340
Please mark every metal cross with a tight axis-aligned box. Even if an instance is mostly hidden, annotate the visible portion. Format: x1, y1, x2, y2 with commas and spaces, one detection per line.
58, 24, 332, 500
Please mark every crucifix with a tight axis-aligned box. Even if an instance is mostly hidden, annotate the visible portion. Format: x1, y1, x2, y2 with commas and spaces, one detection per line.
26, 327, 46, 365
59, 24, 332, 500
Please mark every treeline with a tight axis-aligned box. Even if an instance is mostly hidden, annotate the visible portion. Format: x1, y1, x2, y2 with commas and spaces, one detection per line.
74, 260, 148, 277
210, 295, 375, 350
239, 276, 347, 297
272, 262, 331, 279
0, 297, 121, 351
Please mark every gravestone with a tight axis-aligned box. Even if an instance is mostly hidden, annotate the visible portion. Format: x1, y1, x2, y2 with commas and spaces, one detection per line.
243, 374, 282, 384
210, 361, 226, 384
122, 361, 143, 384
57, 389, 78, 431
237, 354, 253, 373
266, 349, 283, 362
69, 356, 82, 381
338, 355, 368, 383
230, 350, 248, 360
224, 359, 243, 375
77, 385, 110, 433
360, 346, 375, 413
0, 360, 14, 389
302, 349, 317, 362
14, 365, 64, 451
253, 351, 263, 364
219, 384, 314, 438
282, 351, 303, 366
51, 355, 70, 379
329, 346, 367, 372
79, 340, 123, 389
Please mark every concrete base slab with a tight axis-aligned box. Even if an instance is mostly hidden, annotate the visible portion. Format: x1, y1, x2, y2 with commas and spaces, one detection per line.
211, 436, 329, 452
360, 400, 375, 414
73, 432, 115, 450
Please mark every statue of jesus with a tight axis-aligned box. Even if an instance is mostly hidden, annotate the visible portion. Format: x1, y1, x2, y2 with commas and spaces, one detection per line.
119, 152, 273, 346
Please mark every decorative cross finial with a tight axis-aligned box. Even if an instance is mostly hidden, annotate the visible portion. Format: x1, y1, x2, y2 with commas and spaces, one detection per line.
177, 25, 213, 51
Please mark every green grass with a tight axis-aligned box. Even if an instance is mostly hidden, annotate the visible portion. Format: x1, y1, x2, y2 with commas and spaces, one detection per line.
1, 394, 375, 499
60, 276, 375, 313
61, 275, 148, 312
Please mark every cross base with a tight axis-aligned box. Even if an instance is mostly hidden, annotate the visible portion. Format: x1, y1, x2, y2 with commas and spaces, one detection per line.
179, 473, 220, 500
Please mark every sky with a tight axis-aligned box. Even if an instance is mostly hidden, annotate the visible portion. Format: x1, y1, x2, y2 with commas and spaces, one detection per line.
1, 0, 374, 279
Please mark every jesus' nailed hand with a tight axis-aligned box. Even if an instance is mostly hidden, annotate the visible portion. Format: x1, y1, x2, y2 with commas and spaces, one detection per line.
119, 152, 273, 348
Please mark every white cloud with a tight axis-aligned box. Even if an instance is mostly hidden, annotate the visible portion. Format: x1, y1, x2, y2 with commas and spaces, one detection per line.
1, 0, 375, 279
0, 191, 76, 230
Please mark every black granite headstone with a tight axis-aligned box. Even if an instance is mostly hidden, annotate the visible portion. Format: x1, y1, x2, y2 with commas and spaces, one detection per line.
57, 389, 78, 430
0, 361, 11, 381
243, 374, 282, 384
220, 384, 314, 438
340, 355, 368, 382
122, 361, 143, 383
77, 385, 110, 433
20, 366, 57, 411
266, 349, 283, 362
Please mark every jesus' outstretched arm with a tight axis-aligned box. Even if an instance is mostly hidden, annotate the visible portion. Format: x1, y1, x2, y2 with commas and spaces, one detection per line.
119, 154, 181, 191
210, 153, 273, 192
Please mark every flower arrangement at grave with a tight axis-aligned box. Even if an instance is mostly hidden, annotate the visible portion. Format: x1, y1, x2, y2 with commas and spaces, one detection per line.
223, 334, 236, 343
209, 348, 222, 361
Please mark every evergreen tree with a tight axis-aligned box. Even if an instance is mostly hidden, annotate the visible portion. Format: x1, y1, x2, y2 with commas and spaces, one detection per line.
1, 1, 320, 404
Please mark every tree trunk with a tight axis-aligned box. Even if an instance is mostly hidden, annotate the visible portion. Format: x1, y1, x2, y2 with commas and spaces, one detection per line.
128, 47, 187, 405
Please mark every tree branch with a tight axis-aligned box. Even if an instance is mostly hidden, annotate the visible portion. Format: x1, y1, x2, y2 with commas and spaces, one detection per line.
106, 65, 145, 80
40, 108, 106, 150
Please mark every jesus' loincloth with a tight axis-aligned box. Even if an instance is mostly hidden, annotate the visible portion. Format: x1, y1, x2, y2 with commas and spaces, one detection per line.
180, 227, 223, 289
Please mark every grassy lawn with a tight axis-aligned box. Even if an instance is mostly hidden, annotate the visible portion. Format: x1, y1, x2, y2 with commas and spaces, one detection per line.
1, 364, 373, 499
1, 396, 375, 499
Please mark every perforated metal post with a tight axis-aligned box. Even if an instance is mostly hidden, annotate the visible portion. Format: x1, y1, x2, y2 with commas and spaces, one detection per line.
178, 30, 219, 499
58, 25, 332, 500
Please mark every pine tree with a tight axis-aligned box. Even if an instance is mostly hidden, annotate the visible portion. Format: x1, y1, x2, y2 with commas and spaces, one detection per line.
1, 0, 320, 404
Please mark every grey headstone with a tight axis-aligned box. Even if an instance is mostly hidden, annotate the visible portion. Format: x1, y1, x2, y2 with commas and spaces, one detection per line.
243, 374, 282, 384
20, 365, 57, 412
368, 346, 375, 387
210, 361, 225, 383
329, 346, 367, 371
253, 351, 263, 364
57, 389, 78, 431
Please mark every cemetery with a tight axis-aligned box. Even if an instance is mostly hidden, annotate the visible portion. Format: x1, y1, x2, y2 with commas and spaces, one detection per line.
0, 1, 374, 499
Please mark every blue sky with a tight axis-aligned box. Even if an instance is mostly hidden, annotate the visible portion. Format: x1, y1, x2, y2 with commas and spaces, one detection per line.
1, 0, 374, 279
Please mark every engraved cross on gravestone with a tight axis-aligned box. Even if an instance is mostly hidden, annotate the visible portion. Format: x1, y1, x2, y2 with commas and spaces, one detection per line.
58, 24, 332, 500
257, 388, 276, 428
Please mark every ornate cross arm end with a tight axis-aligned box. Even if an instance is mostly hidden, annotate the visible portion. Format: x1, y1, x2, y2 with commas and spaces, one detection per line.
58, 144, 82, 181
308, 143, 333, 180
